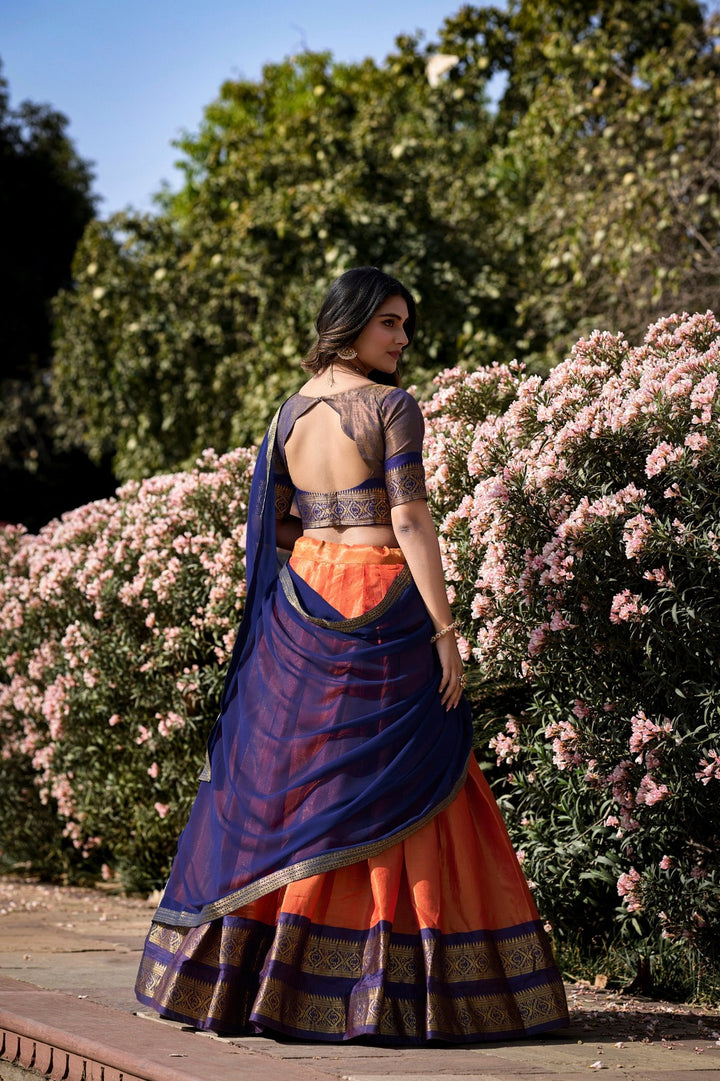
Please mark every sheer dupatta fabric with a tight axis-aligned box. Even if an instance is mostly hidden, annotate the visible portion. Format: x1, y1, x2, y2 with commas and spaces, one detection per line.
152, 406, 473, 929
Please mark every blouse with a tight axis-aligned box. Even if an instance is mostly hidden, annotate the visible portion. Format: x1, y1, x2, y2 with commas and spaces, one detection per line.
273, 385, 427, 528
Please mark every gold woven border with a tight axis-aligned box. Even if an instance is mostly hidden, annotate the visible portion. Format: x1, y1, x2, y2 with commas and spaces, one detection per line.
386, 460, 427, 506
295, 486, 391, 528
252, 972, 568, 1038
138, 917, 569, 1038
153, 756, 469, 927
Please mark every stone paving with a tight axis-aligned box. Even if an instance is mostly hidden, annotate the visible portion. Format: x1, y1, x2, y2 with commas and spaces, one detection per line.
1, 876, 719, 1080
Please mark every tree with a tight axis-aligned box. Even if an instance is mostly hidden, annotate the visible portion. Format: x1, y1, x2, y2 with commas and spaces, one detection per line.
52, 1, 720, 481
0, 63, 116, 531
52, 42, 507, 479
487, 0, 720, 355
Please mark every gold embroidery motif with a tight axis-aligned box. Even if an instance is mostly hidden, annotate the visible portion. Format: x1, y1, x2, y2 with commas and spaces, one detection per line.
295, 486, 391, 528
274, 483, 294, 519
422, 929, 552, 982
137, 915, 568, 1038
385, 461, 427, 507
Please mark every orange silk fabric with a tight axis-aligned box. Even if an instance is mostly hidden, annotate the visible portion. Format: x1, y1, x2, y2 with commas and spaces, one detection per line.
289, 535, 406, 619
234, 756, 539, 936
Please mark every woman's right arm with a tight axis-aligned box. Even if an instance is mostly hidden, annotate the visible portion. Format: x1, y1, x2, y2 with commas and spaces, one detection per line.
390, 498, 465, 711
276, 515, 303, 552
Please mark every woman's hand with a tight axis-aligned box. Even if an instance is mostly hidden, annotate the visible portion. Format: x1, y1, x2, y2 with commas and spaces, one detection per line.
435, 631, 465, 711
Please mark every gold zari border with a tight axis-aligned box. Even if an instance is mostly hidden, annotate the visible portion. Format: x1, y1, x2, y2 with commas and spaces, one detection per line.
385, 460, 427, 506
252, 973, 568, 1038
136, 917, 569, 1038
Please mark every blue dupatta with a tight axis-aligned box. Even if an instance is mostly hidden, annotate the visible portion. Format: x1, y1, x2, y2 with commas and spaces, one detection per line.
153, 408, 473, 928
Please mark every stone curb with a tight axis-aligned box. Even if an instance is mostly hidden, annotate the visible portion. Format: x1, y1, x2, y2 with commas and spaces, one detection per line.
0, 979, 330, 1081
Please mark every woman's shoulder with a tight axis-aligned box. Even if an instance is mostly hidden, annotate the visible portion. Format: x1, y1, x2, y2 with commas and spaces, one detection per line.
378, 385, 422, 418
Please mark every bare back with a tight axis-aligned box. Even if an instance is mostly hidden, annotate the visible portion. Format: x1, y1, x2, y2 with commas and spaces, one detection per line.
284, 399, 372, 495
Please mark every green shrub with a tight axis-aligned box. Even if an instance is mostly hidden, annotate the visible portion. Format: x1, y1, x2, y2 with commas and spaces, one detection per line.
0, 448, 254, 890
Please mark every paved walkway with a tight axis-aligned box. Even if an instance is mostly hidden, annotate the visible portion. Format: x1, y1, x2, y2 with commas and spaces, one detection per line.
0, 876, 719, 1081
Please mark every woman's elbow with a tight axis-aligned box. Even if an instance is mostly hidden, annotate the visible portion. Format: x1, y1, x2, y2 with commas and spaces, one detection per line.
391, 499, 432, 536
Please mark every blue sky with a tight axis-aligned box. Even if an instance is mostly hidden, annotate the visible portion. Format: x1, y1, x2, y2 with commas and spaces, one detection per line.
1, 0, 461, 215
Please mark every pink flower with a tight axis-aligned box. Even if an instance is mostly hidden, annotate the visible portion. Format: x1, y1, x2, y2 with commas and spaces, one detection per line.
635, 775, 670, 806
155, 711, 186, 738
608, 760, 635, 808
489, 718, 521, 765
622, 512, 655, 559
609, 590, 649, 624
628, 711, 673, 756
147, 761, 159, 779
545, 720, 581, 770
695, 750, 720, 786
684, 432, 708, 453
645, 442, 683, 478
642, 566, 674, 588
617, 868, 643, 912
549, 611, 574, 632
154, 802, 170, 819
455, 634, 472, 662
528, 622, 550, 657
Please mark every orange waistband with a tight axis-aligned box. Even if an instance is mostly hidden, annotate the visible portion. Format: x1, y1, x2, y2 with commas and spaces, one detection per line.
292, 535, 405, 566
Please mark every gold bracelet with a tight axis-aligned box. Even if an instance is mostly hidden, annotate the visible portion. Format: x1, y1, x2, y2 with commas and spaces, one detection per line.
430, 619, 458, 644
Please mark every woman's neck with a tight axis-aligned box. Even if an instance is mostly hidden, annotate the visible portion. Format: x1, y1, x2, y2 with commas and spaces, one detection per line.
303, 365, 373, 395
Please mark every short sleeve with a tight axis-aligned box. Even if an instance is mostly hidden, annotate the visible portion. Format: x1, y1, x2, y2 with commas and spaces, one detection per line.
382, 389, 427, 507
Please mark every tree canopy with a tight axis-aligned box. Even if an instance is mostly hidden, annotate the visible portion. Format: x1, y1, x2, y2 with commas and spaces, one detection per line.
0, 62, 115, 529
52, 0, 720, 481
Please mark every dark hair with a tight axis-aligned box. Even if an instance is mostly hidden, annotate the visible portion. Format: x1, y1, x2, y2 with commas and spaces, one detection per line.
303, 266, 416, 379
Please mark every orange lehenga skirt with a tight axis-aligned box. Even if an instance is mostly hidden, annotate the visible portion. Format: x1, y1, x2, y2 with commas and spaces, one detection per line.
135, 538, 569, 1044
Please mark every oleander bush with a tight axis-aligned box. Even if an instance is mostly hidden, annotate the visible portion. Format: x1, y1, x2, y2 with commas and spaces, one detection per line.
422, 310, 720, 998
1, 311, 719, 996
0, 448, 254, 890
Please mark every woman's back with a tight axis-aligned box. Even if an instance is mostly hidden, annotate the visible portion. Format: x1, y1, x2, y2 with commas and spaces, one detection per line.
284, 395, 373, 493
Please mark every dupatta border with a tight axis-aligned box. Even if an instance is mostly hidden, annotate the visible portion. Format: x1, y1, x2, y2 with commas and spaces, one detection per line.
153, 754, 471, 929
279, 562, 414, 632
261, 405, 282, 513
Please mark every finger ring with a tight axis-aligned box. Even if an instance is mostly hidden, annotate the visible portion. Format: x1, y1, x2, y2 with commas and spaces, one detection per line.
458, 674, 467, 689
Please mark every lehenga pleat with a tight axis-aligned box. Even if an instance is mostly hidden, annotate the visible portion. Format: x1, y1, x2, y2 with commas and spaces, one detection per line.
135, 539, 569, 1043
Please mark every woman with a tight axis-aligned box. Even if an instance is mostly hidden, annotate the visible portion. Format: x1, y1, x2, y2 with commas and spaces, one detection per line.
135, 267, 569, 1044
